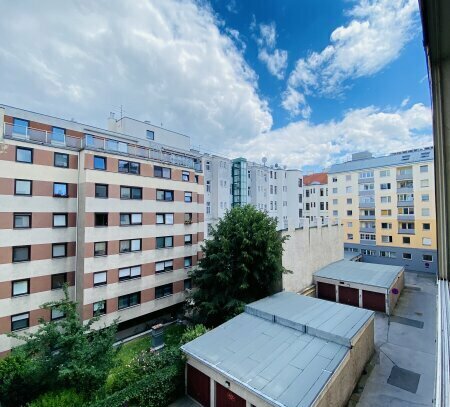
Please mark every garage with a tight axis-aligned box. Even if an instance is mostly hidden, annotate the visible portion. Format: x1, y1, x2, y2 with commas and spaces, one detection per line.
362, 290, 386, 313
339, 286, 359, 306
187, 364, 210, 407
216, 383, 246, 407
317, 282, 336, 301
314, 260, 404, 315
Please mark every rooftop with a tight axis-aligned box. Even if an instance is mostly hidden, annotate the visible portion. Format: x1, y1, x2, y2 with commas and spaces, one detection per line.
314, 260, 403, 290
182, 292, 373, 407
304, 173, 328, 186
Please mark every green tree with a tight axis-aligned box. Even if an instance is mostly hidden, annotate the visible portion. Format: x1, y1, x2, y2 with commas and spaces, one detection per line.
0, 286, 117, 406
190, 205, 289, 327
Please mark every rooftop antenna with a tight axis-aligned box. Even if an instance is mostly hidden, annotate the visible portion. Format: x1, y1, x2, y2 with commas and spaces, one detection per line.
262, 157, 267, 166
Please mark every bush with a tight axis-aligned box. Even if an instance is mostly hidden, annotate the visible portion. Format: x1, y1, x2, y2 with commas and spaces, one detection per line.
164, 324, 186, 347
180, 324, 208, 345
26, 389, 85, 407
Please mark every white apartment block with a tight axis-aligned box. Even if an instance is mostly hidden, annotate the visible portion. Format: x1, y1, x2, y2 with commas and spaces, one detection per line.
303, 173, 329, 222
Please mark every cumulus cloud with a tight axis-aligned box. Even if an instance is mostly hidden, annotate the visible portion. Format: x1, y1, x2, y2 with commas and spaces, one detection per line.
231, 103, 432, 168
281, 87, 311, 119
0, 0, 272, 149
253, 22, 288, 79
283, 0, 419, 115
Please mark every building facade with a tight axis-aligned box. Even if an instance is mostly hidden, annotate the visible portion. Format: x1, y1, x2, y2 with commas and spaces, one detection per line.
0, 105, 204, 356
328, 149, 437, 273
303, 173, 328, 222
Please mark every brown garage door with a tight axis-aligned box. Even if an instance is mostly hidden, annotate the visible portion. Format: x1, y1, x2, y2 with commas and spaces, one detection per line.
362, 290, 386, 312
216, 383, 246, 407
338, 286, 359, 307
187, 364, 210, 407
317, 282, 336, 302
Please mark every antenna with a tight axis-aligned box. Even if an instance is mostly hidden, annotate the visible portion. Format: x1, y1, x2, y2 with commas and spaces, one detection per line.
262, 157, 267, 166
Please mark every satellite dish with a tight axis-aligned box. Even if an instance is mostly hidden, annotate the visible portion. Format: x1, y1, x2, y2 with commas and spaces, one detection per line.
275, 163, 279, 168
262, 157, 267, 166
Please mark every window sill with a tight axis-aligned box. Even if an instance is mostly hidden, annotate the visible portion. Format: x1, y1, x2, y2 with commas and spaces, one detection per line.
155, 270, 174, 275
12, 293, 30, 298
94, 253, 108, 257
118, 304, 141, 311
93, 283, 107, 288
119, 276, 141, 283
155, 294, 173, 300
11, 326, 30, 333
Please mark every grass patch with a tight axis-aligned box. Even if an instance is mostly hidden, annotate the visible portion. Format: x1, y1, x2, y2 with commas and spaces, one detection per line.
115, 336, 150, 366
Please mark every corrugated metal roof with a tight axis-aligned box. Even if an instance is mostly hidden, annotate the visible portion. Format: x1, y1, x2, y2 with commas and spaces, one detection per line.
328, 147, 434, 174
182, 292, 373, 407
314, 260, 403, 289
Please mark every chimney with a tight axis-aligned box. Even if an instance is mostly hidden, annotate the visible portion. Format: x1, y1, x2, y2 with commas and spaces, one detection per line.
107, 112, 116, 132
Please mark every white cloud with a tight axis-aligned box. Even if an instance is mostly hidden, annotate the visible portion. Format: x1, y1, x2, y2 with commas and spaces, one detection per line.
283, 0, 419, 115
232, 103, 432, 168
253, 22, 288, 79
281, 87, 311, 118
0, 0, 272, 149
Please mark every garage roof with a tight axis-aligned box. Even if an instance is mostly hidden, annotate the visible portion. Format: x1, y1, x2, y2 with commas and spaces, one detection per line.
314, 260, 403, 289
182, 292, 373, 407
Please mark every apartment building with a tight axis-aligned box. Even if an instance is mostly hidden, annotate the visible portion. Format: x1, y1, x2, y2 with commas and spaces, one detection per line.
303, 173, 328, 222
328, 149, 436, 273
0, 105, 204, 356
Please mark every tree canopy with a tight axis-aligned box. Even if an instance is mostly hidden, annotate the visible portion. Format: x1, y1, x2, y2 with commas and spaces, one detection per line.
190, 205, 288, 327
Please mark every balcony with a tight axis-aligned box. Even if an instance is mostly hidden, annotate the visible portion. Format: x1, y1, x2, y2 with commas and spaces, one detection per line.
396, 172, 413, 181
359, 189, 375, 196
358, 177, 374, 184
398, 214, 415, 221
3, 123, 202, 172
359, 201, 375, 208
398, 228, 415, 235
360, 226, 376, 233
359, 214, 376, 220
397, 186, 414, 193
397, 200, 414, 207
360, 239, 377, 246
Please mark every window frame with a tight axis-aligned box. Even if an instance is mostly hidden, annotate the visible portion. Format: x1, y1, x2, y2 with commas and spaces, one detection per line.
156, 213, 174, 225
93, 300, 107, 316
11, 312, 29, 332
54, 152, 69, 168
12, 279, 30, 297
120, 213, 143, 226
52, 243, 68, 258
51, 273, 67, 290
155, 283, 173, 299
118, 160, 141, 175
155, 260, 174, 274
12, 245, 31, 263
14, 213, 31, 229
156, 189, 174, 201
14, 179, 32, 196
16, 146, 33, 164
94, 213, 108, 227
422, 254, 433, 262
95, 183, 108, 199
93, 271, 107, 287
182, 171, 190, 182
53, 182, 69, 198
120, 186, 142, 200
184, 234, 193, 245
118, 266, 142, 282
93, 155, 107, 171
119, 239, 142, 253
53, 213, 68, 228
51, 308, 65, 321
154, 166, 171, 179
118, 292, 141, 309
156, 236, 174, 249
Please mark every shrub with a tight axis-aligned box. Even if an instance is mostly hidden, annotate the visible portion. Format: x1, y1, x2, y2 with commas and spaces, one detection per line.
180, 324, 208, 345
26, 389, 85, 407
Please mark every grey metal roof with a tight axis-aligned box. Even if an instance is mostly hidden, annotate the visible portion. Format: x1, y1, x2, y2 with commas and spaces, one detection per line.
328, 147, 434, 174
314, 260, 403, 289
181, 292, 373, 407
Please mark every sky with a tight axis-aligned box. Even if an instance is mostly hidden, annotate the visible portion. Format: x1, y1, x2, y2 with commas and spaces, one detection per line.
0, 0, 432, 171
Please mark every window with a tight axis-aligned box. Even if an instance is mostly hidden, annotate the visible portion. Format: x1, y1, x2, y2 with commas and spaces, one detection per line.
120, 213, 142, 226
382, 235, 393, 243
360, 233, 376, 241
423, 223, 431, 231
360, 209, 375, 216
120, 186, 142, 200
359, 171, 374, 179
14, 213, 31, 229
11, 313, 29, 331
332, 188, 338, 194
15, 179, 32, 195
381, 196, 391, 203
305, 189, 309, 197
184, 257, 193, 268
12, 279, 29, 297
381, 223, 392, 229
184, 234, 192, 245
146, 130, 154, 140
118, 160, 140, 174
13, 246, 30, 262
184, 279, 192, 290
51, 308, 65, 321
51, 127, 65, 143
421, 179, 429, 188
422, 194, 430, 202
347, 222, 353, 227
195, 175, 199, 183
53, 182, 68, 197
156, 260, 173, 273
423, 254, 433, 262
346, 186, 352, 193
119, 266, 141, 281
380, 183, 391, 190
381, 209, 392, 216
156, 189, 174, 201
422, 208, 430, 216
359, 183, 374, 191
346, 175, 351, 181
16, 147, 33, 163
54, 152, 69, 168
93, 271, 107, 287
398, 207, 415, 215
95, 213, 108, 227
206, 202, 211, 214
399, 222, 415, 230
95, 184, 108, 198
403, 237, 411, 244
333, 210, 338, 217
403, 253, 412, 260
118, 292, 140, 309
93, 300, 106, 316
94, 156, 106, 170
94, 241, 108, 256
119, 239, 142, 253
347, 234, 354, 240
420, 165, 429, 173
206, 181, 211, 193
185, 213, 193, 224
347, 210, 352, 216
347, 198, 352, 204
154, 166, 171, 179
156, 213, 174, 225
182, 171, 190, 182
380, 170, 390, 177
184, 192, 193, 202
12, 118, 29, 135
53, 213, 68, 228
422, 237, 432, 246
52, 243, 67, 258
155, 284, 173, 299
332, 177, 337, 182
361, 249, 376, 256
320, 202, 325, 210
332, 199, 338, 205
205, 161, 211, 171
380, 251, 396, 258
156, 236, 174, 249
51, 273, 66, 290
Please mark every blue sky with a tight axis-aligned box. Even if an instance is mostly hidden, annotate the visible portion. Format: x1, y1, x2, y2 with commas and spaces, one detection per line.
0, 0, 433, 171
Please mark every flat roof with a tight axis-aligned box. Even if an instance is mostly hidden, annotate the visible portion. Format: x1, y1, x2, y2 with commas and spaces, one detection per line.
314, 260, 403, 289
182, 292, 373, 407
344, 251, 362, 261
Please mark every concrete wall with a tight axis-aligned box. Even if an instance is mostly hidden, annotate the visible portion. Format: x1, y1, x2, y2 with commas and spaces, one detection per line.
314, 317, 375, 407
282, 224, 344, 293
389, 270, 405, 314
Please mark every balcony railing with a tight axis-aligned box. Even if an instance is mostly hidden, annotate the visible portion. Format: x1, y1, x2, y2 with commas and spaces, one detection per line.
397, 200, 414, 207
359, 214, 376, 220
398, 228, 415, 234
396, 172, 413, 180
358, 177, 374, 184
398, 214, 415, 221
359, 201, 375, 208
360, 226, 376, 233
359, 189, 375, 196
360, 239, 377, 246
3, 123, 202, 172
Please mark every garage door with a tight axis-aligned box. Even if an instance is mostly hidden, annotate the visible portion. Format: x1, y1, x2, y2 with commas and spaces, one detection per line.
338, 286, 359, 307
317, 282, 336, 302
187, 365, 210, 407
216, 383, 246, 407
362, 290, 386, 313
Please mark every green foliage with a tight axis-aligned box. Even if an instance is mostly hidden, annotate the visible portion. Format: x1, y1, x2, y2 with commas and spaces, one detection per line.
164, 324, 186, 347
180, 324, 208, 345
26, 389, 85, 407
0, 286, 117, 407
190, 205, 289, 327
